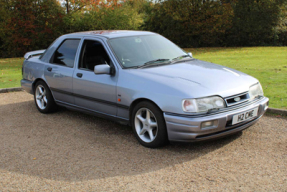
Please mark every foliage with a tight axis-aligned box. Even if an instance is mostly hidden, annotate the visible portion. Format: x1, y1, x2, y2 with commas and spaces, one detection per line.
0, 0, 65, 58
63, 2, 145, 33
0, 0, 148, 58
229, 0, 284, 46
146, 0, 286, 47
146, 0, 234, 47
275, 2, 287, 45
61, 0, 123, 13
0, 0, 287, 58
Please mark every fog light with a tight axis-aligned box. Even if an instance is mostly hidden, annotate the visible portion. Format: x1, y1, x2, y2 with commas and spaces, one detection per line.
201, 120, 218, 129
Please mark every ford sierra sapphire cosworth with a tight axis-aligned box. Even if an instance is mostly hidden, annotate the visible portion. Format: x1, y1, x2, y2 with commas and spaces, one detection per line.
21, 31, 269, 148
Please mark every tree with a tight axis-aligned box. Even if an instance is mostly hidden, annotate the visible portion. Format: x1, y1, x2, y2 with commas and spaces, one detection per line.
275, 2, 287, 45
146, 0, 234, 47
230, 0, 285, 46
62, 0, 146, 34
61, 0, 123, 14
0, 0, 65, 57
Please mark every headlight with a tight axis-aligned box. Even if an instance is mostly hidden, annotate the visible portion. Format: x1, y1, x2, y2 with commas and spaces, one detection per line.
249, 83, 263, 100
182, 96, 226, 113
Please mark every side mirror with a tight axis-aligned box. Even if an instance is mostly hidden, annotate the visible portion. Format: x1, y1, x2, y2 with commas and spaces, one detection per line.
94, 64, 110, 75
188, 52, 193, 58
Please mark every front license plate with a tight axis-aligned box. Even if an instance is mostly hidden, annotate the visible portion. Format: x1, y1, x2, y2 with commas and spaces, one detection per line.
232, 107, 259, 125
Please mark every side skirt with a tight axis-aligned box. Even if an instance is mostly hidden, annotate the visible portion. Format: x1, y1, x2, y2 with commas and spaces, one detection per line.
56, 100, 130, 126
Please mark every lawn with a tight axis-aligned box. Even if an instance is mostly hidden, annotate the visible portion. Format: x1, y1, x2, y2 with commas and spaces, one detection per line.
0, 58, 23, 89
0, 47, 286, 109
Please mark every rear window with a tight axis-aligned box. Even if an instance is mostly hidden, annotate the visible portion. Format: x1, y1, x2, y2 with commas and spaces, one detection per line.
52, 39, 80, 67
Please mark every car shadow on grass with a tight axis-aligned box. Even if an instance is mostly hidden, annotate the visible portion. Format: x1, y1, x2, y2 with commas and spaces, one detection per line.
0, 100, 242, 182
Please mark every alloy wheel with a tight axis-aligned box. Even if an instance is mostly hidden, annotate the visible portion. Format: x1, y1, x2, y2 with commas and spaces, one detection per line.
134, 108, 158, 143
35, 85, 47, 110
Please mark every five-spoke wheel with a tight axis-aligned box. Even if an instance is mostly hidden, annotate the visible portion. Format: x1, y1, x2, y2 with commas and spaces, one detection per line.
135, 108, 158, 143
35, 85, 48, 110
34, 81, 57, 113
132, 101, 168, 148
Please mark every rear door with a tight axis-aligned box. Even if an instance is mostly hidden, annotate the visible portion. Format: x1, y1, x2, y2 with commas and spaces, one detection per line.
44, 38, 81, 104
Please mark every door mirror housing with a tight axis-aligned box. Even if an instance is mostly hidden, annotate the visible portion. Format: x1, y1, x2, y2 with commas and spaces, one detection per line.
94, 64, 110, 75
188, 52, 193, 58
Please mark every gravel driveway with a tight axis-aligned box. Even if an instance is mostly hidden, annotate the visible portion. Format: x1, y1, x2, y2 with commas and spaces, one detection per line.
0, 92, 286, 191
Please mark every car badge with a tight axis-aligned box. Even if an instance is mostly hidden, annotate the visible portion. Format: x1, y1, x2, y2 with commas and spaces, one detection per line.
234, 97, 241, 102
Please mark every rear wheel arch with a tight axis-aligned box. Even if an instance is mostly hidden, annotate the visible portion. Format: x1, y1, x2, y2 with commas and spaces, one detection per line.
32, 78, 46, 93
32, 78, 56, 101
33, 80, 57, 113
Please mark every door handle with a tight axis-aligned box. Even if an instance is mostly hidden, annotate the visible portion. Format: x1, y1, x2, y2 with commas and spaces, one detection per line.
76, 73, 83, 78
47, 67, 52, 72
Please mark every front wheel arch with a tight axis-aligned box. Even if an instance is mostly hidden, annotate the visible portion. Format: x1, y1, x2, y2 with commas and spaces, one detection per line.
129, 98, 162, 125
131, 100, 169, 148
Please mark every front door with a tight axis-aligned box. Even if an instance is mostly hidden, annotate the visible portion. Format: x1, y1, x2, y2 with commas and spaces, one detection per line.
72, 38, 118, 116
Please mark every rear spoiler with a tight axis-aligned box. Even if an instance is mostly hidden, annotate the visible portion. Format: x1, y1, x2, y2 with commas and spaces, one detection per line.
24, 49, 46, 60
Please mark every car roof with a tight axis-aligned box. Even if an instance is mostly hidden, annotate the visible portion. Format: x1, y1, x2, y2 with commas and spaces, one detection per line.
69, 30, 156, 39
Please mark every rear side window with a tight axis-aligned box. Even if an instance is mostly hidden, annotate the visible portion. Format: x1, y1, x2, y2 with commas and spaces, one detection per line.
52, 39, 80, 67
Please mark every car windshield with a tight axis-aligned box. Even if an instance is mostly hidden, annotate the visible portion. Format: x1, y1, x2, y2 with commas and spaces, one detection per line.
108, 35, 187, 68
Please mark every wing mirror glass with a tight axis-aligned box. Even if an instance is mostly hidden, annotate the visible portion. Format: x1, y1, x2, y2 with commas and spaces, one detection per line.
94, 64, 111, 75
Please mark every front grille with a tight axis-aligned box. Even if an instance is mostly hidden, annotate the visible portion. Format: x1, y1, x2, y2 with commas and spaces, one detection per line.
224, 92, 249, 107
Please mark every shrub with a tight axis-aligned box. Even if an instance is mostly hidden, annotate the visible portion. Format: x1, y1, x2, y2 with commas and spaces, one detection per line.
0, 0, 64, 58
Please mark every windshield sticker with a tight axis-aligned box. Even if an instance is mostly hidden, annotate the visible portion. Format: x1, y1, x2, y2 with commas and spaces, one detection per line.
135, 38, 142, 43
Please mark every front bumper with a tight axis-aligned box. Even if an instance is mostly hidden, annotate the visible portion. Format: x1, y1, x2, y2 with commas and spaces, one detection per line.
164, 97, 269, 142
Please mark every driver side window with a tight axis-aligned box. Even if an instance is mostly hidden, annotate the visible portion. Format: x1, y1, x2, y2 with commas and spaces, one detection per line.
79, 40, 111, 71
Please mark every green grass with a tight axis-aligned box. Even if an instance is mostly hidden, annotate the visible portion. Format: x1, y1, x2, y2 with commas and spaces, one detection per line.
0, 58, 23, 88
0, 47, 286, 109
184, 47, 287, 109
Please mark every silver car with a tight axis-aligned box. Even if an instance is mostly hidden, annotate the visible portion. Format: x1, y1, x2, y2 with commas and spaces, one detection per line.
21, 30, 269, 148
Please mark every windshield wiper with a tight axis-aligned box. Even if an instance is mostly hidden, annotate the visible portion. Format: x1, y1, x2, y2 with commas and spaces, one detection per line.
137, 59, 170, 69
172, 54, 191, 61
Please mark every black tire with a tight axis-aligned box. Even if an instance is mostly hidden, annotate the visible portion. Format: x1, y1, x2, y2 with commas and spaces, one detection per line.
34, 81, 57, 113
131, 101, 168, 148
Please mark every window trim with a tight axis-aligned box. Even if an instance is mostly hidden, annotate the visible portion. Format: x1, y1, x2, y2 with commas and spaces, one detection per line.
49, 38, 81, 68
77, 38, 114, 73
39, 38, 59, 60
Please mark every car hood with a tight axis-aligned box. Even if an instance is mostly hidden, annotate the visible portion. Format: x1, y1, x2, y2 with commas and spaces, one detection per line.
128, 59, 258, 98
